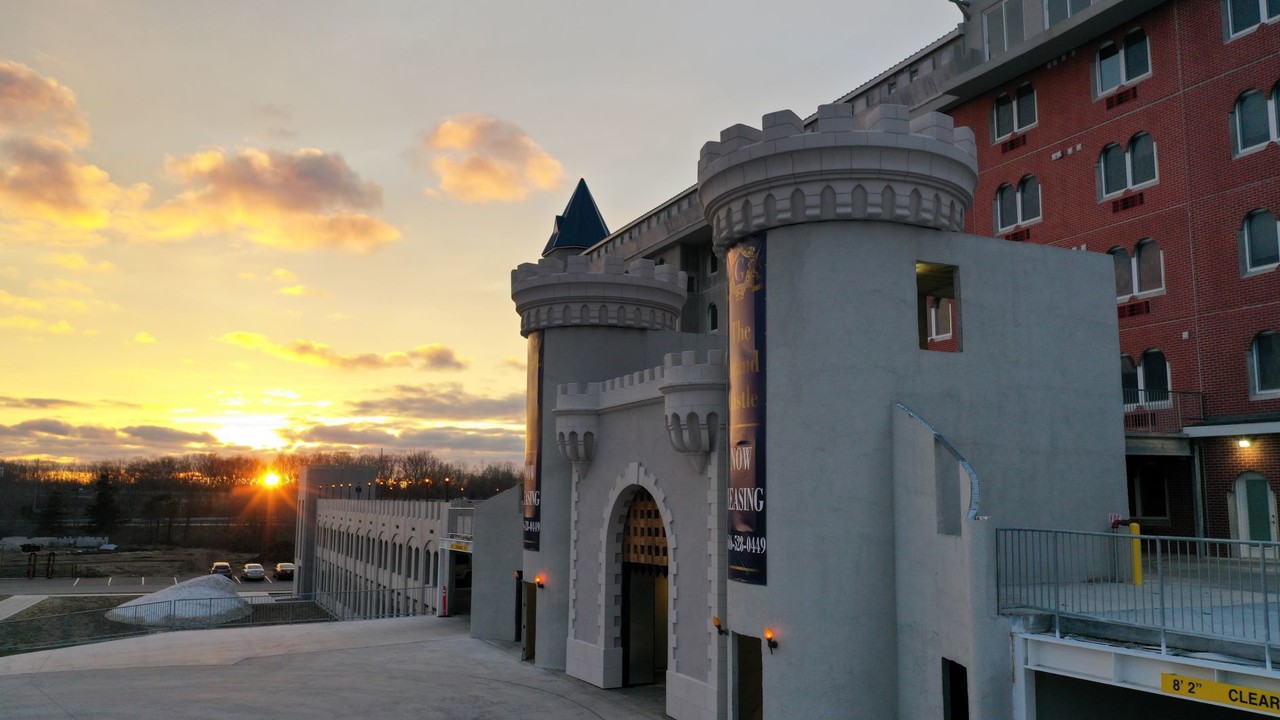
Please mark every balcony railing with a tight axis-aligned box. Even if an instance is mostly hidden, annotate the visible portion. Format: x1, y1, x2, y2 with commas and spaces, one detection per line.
998, 528, 1280, 667
1122, 388, 1204, 434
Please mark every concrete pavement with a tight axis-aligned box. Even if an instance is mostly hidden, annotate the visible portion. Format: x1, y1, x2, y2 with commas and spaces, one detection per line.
0, 615, 667, 719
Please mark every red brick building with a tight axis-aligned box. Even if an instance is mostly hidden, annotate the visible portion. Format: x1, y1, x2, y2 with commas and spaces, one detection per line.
843, 0, 1280, 541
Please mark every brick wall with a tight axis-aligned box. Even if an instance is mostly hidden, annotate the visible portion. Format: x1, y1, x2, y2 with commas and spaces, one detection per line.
1200, 435, 1280, 539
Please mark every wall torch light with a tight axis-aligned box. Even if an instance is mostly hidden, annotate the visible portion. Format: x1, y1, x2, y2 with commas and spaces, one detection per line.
713, 616, 727, 636
534, 574, 545, 589
764, 628, 778, 654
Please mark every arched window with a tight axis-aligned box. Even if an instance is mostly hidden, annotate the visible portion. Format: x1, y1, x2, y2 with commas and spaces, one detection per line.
1243, 210, 1280, 272
1233, 89, 1275, 153
1110, 240, 1164, 299
993, 84, 1037, 139
707, 303, 719, 332
1097, 29, 1150, 94
1140, 350, 1171, 404
995, 175, 1041, 230
1099, 133, 1157, 196
1111, 247, 1134, 297
1254, 331, 1280, 394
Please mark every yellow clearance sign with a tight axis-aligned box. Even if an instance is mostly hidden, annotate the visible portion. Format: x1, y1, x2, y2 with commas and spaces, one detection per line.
1162, 673, 1280, 714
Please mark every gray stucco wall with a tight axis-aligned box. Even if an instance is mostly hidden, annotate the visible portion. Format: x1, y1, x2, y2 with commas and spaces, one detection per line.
471, 485, 523, 641
725, 220, 1125, 719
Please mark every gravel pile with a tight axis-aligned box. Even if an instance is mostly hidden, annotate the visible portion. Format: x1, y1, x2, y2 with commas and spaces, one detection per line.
106, 575, 252, 628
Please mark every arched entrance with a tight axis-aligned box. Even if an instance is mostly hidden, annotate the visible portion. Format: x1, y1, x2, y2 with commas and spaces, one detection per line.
1235, 472, 1277, 557
621, 487, 669, 686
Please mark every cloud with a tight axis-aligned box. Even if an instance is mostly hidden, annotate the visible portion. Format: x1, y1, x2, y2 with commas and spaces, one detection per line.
217, 332, 468, 371
134, 331, 156, 344
499, 356, 526, 372
0, 396, 92, 409
283, 422, 522, 455
421, 114, 564, 202
0, 62, 149, 246
145, 147, 400, 253
345, 383, 523, 421
0, 60, 90, 145
29, 277, 91, 294
43, 252, 116, 273
0, 417, 219, 460
0, 314, 74, 333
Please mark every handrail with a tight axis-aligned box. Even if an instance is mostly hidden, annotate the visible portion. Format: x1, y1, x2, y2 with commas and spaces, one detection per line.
895, 402, 981, 520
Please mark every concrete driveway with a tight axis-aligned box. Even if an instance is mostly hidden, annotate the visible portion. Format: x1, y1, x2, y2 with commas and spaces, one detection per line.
0, 615, 667, 719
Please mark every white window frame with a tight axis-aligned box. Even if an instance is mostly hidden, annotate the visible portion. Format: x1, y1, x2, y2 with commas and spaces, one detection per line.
1111, 239, 1165, 299
1096, 29, 1152, 96
928, 297, 953, 341
1232, 87, 1279, 155
995, 176, 1042, 231
985, 0, 1025, 60
1123, 350, 1172, 409
1253, 331, 1280, 396
1100, 133, 1159, 198
1226, 0, 1280, 39
993, 85, 1038, 141
1242, 209, 1280, 274
1046, 0, 1091, 28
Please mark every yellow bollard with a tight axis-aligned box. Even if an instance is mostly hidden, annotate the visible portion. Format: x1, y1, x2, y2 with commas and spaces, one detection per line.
1129, 522, 1143, 586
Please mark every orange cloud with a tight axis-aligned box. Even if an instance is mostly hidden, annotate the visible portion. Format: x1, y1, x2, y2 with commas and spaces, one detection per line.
145, 147, 400, 252
218, 332, 468, 371
42, 253, 116, 272
0, 61, 90, 146
422, 114, 564, 202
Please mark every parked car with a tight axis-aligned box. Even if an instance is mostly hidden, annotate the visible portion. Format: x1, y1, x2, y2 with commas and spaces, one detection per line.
210, 561, 233, 578
273, 562, 296, 580
240, 563, 266, 581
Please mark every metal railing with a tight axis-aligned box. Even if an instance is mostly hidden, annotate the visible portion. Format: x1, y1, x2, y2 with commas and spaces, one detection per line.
998, 528, 1280, 666
1122, 388, 1204, 433
0, 586, 433, 657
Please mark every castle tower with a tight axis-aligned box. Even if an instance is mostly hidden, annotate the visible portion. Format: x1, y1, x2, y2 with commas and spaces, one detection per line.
697, 103, 1125, 718
511, 219, 689, 670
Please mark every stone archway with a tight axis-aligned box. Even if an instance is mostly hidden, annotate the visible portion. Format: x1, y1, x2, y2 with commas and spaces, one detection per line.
597, 463, 677, 689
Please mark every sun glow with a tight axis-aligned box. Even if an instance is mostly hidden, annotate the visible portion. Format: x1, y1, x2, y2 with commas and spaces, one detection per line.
209, 415, 290, 449
262, 472, 281, 487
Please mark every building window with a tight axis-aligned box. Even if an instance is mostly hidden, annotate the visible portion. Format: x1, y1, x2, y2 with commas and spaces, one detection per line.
984, 0, 1026, 59
994, 85, 1037, 140
1097, 29, 1151, 95
929, 297, 953, 340
1122, 350, 1171, 405
708, 303, 719, 332
1110, 239, 1164, 298
1047, 0, 1091, 27
1100, 132, 1157, 197
996, 175, 1041, 231
1254, 331, 1280, 393
1243, 210, 1280, 272
1227, 0, 1280, 37
1232, 88, 1279, 154
1128, 465, 1171, 520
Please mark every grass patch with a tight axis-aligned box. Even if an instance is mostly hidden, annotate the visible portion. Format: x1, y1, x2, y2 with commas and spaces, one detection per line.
0, 595, 145, 656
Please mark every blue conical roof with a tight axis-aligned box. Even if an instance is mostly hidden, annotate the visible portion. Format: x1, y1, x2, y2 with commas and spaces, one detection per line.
542, 179, 609, 256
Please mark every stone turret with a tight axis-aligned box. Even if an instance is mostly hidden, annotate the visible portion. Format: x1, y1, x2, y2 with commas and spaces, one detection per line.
510, 255, 687, 337
697, 103, 978, 252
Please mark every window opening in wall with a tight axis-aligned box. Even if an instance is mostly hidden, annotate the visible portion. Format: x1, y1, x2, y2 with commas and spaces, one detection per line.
708, 303, 719, 332
1127, 463, 1171, 520
941, 658, 970, 720
1244, 210, 1280, 272
1122, 350, 1171, 407
984, 0, 1025, 60
1110, 239, 1164, 298
917, 262, 960, 352
1254, 331, 1280, 393
1227, 0, 1280, 37
1097, 30, 1150, 95
996, 175, 1041, 231
1100, 132, 1157, 197
1232, 89, 1277, 154
993, 85, 1036, 140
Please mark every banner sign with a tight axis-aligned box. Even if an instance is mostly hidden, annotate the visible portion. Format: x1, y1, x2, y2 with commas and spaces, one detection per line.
727, 234, 767, 585
523, 331, 544, 550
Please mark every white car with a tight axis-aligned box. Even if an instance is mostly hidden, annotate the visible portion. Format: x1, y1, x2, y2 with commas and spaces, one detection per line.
240, 563, 266, 581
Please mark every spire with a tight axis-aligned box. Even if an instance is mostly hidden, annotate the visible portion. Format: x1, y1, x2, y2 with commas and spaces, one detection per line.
542, 179, 609, 257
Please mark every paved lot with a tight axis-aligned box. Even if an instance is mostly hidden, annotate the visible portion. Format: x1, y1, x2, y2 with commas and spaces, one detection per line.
0, 615, 667, 719
0, 574, 291, 596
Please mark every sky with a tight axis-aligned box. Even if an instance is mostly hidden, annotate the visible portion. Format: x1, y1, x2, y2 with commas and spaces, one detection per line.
0, 1, 961, 467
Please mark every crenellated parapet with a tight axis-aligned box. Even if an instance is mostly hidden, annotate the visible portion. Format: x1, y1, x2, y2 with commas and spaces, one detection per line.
511, 254, 688, 337
697, 103, 978, 252
552, 350, 727, 475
